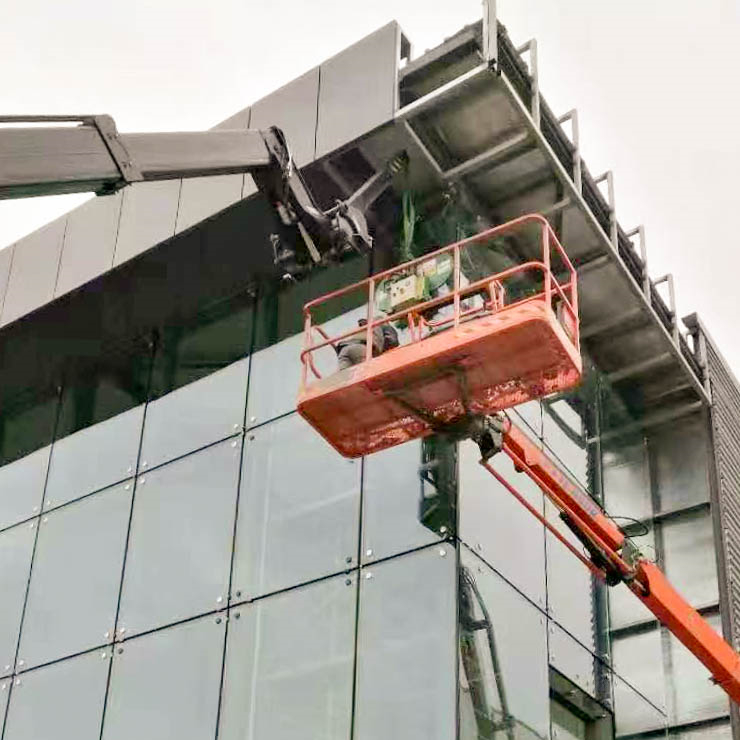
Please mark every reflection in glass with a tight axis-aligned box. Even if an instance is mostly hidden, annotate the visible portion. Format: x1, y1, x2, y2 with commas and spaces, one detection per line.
459, 547, 549, 740
0, 385, 58, 466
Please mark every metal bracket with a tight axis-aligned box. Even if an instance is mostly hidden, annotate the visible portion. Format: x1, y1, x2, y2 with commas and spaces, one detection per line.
89, 115, 143, 188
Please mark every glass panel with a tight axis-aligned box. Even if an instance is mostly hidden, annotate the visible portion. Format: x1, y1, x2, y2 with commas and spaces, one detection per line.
118, 438, 240, 635
669, 613, 729, 723
55, 338, 151, 441
219, 574, 356, 740
18, 482, 132, 669
459, 546, 549, 740
549, 622, 599, 700
362, 438, 448, 565
512, 401, 542, 439
662, 510, 719, 607
354, 545, 457, 740
3, 649, 109, 740
233, 413, 360, 599
102, 615, 225, 740
45, 406, 142, 510
0, 523, 36, 675
0, 386, 58, 467
651, 416, 710, 513
0, 447, 49, 531
247, 257, 368, 426
602, 436, 652, 522
612, 673, 666, 738
459, 439, 546, 608
611, 628, 665, 712
150, 293, 253, 399
140, 358, 248, 470
542, 397, 589, 489
545, 500, 596, 651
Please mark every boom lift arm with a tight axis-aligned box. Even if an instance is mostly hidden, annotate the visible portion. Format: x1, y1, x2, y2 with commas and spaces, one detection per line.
474, 412, 740, 704
0, 114, 402, 275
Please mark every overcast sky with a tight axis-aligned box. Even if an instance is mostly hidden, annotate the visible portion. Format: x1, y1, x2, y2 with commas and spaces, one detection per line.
2, 0, 739, 373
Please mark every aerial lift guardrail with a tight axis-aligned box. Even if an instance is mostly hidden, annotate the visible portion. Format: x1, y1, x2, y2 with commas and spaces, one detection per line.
297, 214, 740, 705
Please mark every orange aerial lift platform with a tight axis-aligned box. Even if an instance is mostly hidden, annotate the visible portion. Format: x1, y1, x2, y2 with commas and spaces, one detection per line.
297, 214, 740, 705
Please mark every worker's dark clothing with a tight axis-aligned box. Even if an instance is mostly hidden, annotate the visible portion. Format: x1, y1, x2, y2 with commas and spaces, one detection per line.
336, 322, 398, 371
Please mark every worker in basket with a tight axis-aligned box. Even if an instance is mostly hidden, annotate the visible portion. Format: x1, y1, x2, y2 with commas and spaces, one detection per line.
335, 317, 399, 371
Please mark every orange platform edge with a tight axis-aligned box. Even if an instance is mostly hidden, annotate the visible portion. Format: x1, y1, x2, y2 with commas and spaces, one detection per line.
298, 299, 582, 458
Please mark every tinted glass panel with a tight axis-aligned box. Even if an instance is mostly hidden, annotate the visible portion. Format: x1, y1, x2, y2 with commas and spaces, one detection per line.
220, 575, 356, 740
354, 545, 456, 740
459, 547, 549, 740
0, 387, 58, 467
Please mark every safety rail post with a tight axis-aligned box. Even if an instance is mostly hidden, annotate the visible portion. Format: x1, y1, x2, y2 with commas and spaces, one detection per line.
365, 278, 376, 361
453, 245, 461, 328
301, 310, 312, 387
542, 220, 551, 309
626, 225, 649, 299
594, 171, 618, 250
654, 273, 680, 346
557, 109, 582, 195
516, 40, 540, 128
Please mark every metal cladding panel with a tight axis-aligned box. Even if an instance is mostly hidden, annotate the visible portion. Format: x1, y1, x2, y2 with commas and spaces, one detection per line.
0, 244, 13, 318
45, 405, 143, 510
1, 217, 66, 327
3, 649, 109, 740
102, 615, 225, 740
175, 174, 245, 233
706, 339, 740, 653
315, 22, 400, 158
18, 482, 132, 669
213, 107, 251, 130
0, 523, 36, 675
112, 180, 180, 267
0, 446, 49, 531
54, 193, 121, 298
249, 68, 319, 167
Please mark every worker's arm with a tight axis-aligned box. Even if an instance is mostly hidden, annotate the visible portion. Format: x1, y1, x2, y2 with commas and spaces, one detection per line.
0, 115, 396, 272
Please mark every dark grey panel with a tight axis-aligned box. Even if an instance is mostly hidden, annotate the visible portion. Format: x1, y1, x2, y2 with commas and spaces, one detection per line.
1, 216, 66, 327
316, 22, 399, 158
175, 174, 245, 233
44, 405, 143, 510
354, 545, 456, 740
545, 501, 595, 650
213, 107, 250, 130
548, 621, 597, 699
118, 438, 239, 635
250, 69, 319, 167
611, 628, 665, 713
3, 649, 109, 740
233, 414, 360, 599
18, 482, 132, 669
662, 510, 718, 607
0, 244, 13, 318
102, 615, 225, 740
141, 358, 248, 470
652, 415, 710, 513
0, 523, 36, 675
612, 673, 666, 737
0, 446, 49, 531
669, 613, 729, 723
112, 180, 180, 267
459, 547, 549, 740
220, 575, 356, 740
459, 439, 546, 608
361, 439, 442, 564
54, 192, 121, 298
